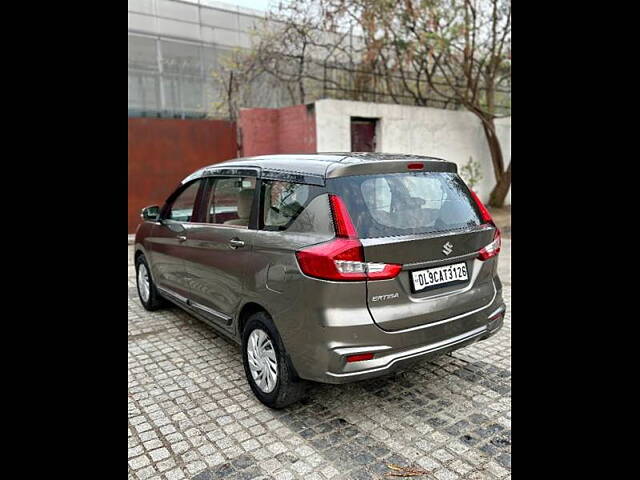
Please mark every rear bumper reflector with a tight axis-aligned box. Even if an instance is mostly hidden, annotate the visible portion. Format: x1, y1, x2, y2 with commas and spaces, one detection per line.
346, 353, 375, 363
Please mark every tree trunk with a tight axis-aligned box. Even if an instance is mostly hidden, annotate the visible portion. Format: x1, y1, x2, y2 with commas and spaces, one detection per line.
298, 43, 307, 104
477, 115, 511, 207
227, 71, 236, 122
488, 159, 511, 207
479, 116, 504, 183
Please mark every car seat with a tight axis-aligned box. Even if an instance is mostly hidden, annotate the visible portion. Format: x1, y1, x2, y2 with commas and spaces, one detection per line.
223, 189, 254, 226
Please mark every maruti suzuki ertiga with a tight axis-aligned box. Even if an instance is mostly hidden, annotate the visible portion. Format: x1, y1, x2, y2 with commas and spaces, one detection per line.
134, 153, 505, 408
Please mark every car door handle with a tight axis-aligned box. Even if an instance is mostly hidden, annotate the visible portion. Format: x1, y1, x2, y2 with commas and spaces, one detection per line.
229, 238, 245, 249
177, 235, 187, 242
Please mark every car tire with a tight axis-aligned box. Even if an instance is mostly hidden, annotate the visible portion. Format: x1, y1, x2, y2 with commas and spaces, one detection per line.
242, 312, 307, 409
135, 254, 166, 311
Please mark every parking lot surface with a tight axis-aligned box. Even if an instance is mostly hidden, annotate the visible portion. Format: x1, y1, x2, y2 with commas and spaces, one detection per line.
129, 239, 511, 480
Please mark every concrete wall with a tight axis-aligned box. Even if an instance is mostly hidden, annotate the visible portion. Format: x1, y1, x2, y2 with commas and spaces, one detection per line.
239, 104, 316, 156
314, 99, 511, 205
128, 117, 237, 233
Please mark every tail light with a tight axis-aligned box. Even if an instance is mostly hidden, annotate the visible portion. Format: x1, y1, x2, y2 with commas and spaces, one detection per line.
478, 229, 501, 260
468, 189, 494, 224
295, 195, 401, 281
469, 189, 501, 261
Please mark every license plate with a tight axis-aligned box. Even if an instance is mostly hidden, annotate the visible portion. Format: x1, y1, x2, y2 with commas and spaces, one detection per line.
411, 262, 469, 292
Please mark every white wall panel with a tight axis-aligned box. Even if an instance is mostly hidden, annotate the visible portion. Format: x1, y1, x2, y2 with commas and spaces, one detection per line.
315, 99, 511, 205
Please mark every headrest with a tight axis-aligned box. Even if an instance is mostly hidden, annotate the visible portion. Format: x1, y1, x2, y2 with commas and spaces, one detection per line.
237, 189, 254, 219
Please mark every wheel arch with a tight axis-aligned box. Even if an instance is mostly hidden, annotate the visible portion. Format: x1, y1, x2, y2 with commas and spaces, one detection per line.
237, 301, 270, 337
236, 301, 301, 382
133, 246, 158, 284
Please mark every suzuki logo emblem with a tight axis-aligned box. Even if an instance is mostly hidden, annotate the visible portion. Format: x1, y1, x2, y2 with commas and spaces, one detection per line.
442, 241, 453, 255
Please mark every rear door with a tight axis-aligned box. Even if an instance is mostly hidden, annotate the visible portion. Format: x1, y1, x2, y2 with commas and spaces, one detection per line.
181, 174, 258, 331
328, 170, 497, 332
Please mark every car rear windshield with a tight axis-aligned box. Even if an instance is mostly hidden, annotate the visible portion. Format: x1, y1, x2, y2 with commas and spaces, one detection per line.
327, 172, 483, 238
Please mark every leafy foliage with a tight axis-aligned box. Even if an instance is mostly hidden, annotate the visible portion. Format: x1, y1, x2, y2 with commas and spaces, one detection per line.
460, 156, 483, 188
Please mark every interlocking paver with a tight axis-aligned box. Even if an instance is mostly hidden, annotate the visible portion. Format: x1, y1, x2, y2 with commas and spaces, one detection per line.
128, 240, 511, 479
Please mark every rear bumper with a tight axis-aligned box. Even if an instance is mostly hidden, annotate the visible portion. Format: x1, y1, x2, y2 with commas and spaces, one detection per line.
326, 325, 487, 383
323, 304, 504, 384
283, 286, 505, 384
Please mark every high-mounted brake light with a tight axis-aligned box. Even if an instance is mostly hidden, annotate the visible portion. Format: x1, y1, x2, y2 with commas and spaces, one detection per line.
468, 190, 501, 261
295, 194, 401, 281
407, 163, 424, 170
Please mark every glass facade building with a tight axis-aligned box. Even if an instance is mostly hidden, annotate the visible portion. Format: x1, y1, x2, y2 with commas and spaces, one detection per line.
128, 0, 285, 118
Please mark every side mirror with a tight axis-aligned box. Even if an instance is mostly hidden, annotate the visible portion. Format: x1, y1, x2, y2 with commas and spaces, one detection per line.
141, 205, 160, 221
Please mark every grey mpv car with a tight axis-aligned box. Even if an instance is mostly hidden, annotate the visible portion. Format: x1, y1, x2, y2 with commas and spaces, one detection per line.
135, 153, 505, 408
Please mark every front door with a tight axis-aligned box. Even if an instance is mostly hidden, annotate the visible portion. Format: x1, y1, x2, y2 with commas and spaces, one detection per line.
147, 179, 204, 302
182, 175, 257, 330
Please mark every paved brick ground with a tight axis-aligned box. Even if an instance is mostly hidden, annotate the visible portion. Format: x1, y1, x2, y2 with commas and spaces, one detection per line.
129, 240, 511, 480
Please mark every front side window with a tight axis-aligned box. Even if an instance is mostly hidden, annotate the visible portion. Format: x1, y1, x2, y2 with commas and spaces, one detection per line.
262, 180, 311, 230
167, 180, 202, 222
206, 177, 256, 226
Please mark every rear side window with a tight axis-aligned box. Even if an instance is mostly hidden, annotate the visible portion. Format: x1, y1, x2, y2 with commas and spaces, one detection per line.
262, 180, 311, 231
328, 172, 482, 238
206, 177, 256, 227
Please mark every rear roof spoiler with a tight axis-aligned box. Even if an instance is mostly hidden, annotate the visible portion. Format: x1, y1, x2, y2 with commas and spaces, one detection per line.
181, 157, 457, 184
326, 159, 457, 178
